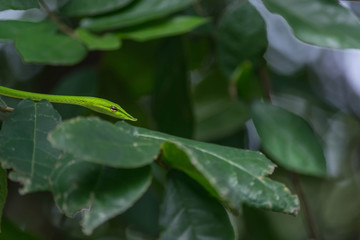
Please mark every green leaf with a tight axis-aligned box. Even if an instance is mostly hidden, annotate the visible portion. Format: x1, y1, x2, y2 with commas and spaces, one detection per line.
48, 118, 160, 168
251, 102, 327, 176
160, 171, 235, 240
118, 16, 208, 42
0, 100, 62, 194
80, 0, 196, 31
193, 67, 249, 141
152, 38, 194, 138
218, 1, 267, 77
252, 0, 360, 49
194, 99, 248, 141
51, 154, 152, 235
49, 117, 300, 215
322, 179, 360, 233
0, 166, 7, 231
0, 20, 87, 65
15, 34, 87, 65
61, 0, 133, 16
0, 0, 39, 10
0, 21, 56, 41
160, 140, 299, 215
230, 61, 262, 103
76, 28, 121, 50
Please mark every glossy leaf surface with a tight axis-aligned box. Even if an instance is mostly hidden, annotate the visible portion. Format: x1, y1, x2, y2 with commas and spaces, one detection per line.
118, 16, 208, 42
251, 102, 327, 176
0, 100, 62, 193
160, 171, 235, 240
49, 117, 300, 215
81, 0, 196, 31
51, 154, 151, 235
252, 0, 360, 49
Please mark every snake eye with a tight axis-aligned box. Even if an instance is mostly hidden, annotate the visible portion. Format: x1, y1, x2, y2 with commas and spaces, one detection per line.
110, 106, 118, 112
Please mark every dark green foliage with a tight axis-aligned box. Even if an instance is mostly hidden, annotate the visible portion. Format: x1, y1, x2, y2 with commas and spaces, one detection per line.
0, 0, 359, 239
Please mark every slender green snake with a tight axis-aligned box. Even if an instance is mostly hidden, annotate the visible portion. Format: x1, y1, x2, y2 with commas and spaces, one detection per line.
0, 86, 136, 121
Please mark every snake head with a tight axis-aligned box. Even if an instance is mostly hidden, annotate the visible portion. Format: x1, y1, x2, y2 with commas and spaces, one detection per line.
85, 97, 137, 121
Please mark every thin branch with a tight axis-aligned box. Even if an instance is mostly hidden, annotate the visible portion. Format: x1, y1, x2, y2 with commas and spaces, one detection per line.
154, 149, 170, 170
38, 0, 77, 38
259, 66, 272, 101
290, 173, 323, 240
0, 106, 14, 113
258, 65, 322, 240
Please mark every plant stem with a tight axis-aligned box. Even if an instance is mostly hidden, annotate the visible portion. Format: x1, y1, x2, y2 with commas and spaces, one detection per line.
258, 65, 322, 240
38, 0, 77, 38
259, 66, 272, 101
290, 173, 323, 240
0, 106, 14, 113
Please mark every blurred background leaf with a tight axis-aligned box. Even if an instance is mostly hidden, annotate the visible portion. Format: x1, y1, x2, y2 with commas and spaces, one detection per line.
159, 171, 234, 240
152, 37, 194, 138
60, 0, 134, 16
251, 101, 327, 176
217, 0, 267, 77
75, 29, 121, 50
118, 16, 208, 42
0, 0, 40, 11
252, 0, 360, 49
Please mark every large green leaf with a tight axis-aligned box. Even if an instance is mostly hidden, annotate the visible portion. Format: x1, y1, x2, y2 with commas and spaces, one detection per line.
0, 0, 39, 10
61, 0, 133, 16
0, 21, 56, 41
160, 171, 235, 240
218, 1, 267, 77
252, 0, 360, 49
118, 16, 208, 42
0, 100, 62, 194
0, 20, 87, 65
152, 38, 194, 138
15, 34, 87, 65
80, 0, 196, 31
48, 118, 160, 168
51, 154, 151, 235
49, 117, 300, 215
251, 102, 327, 176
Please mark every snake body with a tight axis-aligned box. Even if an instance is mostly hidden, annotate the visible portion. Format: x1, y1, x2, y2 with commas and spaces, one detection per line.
0, 86, 136, 121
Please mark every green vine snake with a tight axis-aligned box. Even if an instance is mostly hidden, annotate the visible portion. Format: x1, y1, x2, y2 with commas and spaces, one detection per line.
0, 86, 136, 121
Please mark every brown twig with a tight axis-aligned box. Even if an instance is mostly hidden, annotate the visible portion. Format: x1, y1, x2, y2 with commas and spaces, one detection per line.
153, 149, 169, 170
0, 106, 14, 113
290, 173, 323, 240
38, 0, 77, 38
